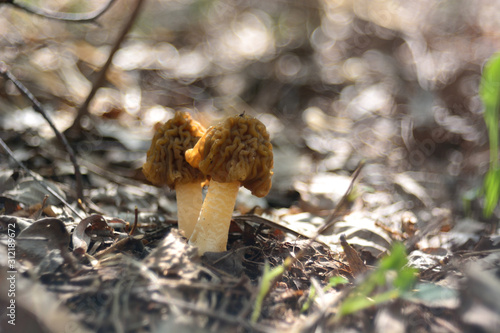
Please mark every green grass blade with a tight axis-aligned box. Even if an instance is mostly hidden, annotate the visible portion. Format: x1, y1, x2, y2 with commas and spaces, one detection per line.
479, 53, 500, 217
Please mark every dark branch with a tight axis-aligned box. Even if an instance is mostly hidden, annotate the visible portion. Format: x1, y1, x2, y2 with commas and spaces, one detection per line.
0, 137, 84, 219
0, 61, 85, 203
70, 0, 146, 131
6, 0, 116, 23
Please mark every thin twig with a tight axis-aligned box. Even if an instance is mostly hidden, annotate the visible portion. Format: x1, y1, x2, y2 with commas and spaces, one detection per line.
0, 138, 84, 219
318, 161, 365, 234
288, 161, 365, 262
33, 194, 49, 220
7, 0, 116, 23
234, 214, 331, 248
129, 206, 139, 235
70, 0, 146, 131
94, 237, 131, 259
0, 61, 85, 202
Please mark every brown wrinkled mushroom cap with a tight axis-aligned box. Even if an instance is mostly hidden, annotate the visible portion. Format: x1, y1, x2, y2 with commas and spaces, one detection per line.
143, 111, 206, 188
185, 114, 273, 197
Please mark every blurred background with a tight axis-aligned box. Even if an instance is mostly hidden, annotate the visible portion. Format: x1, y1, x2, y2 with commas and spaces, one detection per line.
2, 2, 500, 331
1, 0, 499, 221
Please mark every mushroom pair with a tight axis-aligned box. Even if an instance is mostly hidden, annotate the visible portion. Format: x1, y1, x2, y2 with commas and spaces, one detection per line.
143, 112, 274, 255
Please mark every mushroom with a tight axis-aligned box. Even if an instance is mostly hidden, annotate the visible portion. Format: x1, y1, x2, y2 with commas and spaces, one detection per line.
185, 113, 273, 254
143, 111, 206, 238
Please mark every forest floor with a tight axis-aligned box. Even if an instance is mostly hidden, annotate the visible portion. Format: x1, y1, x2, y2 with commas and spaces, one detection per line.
1, 0, 500, 332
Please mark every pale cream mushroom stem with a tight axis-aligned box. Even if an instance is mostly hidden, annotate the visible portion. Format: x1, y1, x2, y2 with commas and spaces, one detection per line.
189, 181, 240, 253
175, 182, 204, 238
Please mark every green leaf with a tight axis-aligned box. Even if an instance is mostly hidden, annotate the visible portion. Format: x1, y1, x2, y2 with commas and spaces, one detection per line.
379, 243, 409, 273
301, 276, 349, 313
338, 294, 376, 316
484, 167, 500, 217
402, 282, 459, 307
329, 276, 349, 287
479, 54, 500, 217
251, 259, 289, 323
480, 54, 500, 117
338, 289, 400, 316
335, 243, 416, 320
393, 266, 417, 291
300, 284, 317, 313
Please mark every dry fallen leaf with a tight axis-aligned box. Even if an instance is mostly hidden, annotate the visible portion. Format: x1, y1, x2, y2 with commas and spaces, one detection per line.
340, 233, 367, 278
144, 229, 199, 279
17, 217, 70, 265
72, 214, 113, 255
